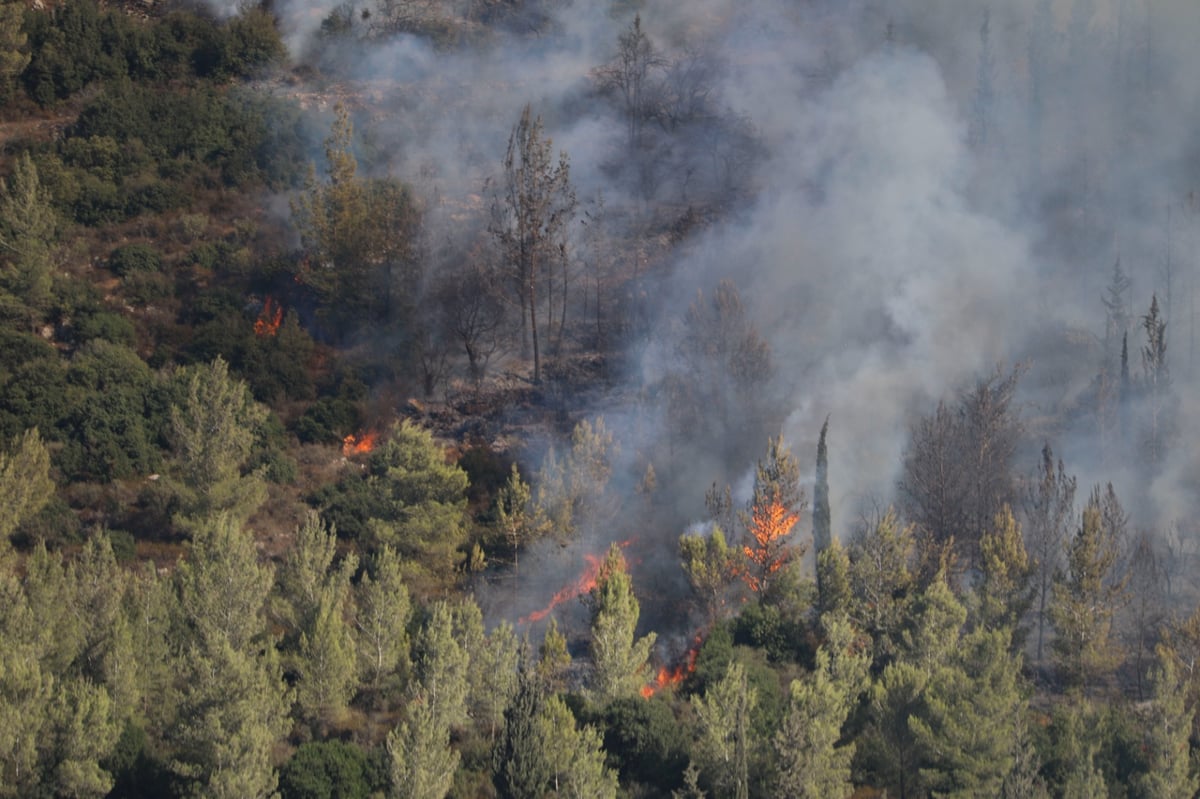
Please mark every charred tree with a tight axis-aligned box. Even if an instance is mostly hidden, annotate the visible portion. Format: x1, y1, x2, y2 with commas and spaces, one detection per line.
490, 105, 576, 383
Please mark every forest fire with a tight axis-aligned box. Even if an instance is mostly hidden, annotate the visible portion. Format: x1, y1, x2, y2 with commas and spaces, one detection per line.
741, 499, 799, 593
520, 539, 634, 624
641, 635, 703, 698
253, 297, 283, 337
342, 431, 378, 456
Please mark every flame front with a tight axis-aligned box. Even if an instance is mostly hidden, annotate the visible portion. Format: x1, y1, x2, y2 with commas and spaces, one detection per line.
520, 539, 635, 625
641, 635, 703, 698
254, 297, 283, 337
342, 431, 378, 456
521, 552, 604, 624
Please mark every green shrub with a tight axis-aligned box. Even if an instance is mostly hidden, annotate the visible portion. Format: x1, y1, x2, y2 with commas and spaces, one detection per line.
73, 310, 136, 346
108, 243, 162, 276
279, 740, 372, 799
294, 397, 362, 445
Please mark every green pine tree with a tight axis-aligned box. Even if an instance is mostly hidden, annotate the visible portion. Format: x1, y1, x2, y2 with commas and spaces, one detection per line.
588, 543, 655, 702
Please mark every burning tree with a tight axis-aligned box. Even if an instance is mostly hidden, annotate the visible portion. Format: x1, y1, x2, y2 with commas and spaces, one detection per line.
738, 436, 807, 597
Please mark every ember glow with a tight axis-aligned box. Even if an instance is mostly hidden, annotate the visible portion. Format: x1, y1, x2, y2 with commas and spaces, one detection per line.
253, 297, 283, 337
342, 431, 378, 456
641, 635, 703, 698
520, 539, 634, 625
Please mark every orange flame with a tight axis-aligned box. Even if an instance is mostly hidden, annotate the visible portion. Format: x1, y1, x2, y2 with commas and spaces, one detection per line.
741, 500, 799, 593
642, 635, 703, 698
521, 539, 634, 625
342, 431, 378, 457
254, 297, 283, 337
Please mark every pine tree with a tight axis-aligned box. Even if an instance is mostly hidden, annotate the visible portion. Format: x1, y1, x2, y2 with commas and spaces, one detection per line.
738, 435, 806, 596
848, 510, 916, 668
1133, 645, 1200, 799
537, 695, 619, 799
387, 691, 459, 799
467, 619, 519, 741
0, 153, 55, 319
363, 420, 470, 584
278, 512, 347, 631
692, 661, 757, 799
0, 2, 29, 102
912, 628, 1026, 798
174, 513, 274, 655
1024, 444, 1076, 664
816, 538, 852, 618
413, 601, 471, 731
494, 663, 553, 799
0, 427, 53, 547
496, 463, 538, 574
0, 556, 53, 796
42, 678, 121, 799
1049, 499, 1126, 690
679, 525, 738, 624
168, 357, 267, 531
354, 545, 411, 696
490, 104, 576, 382
295, 582, 358, 728
536, 617, 571, 692
774, 647, 855, 799
169, 640, 290, 799
588, 543, 655, 702
974, 506, 1034, 646
1141, 293, 1171, 469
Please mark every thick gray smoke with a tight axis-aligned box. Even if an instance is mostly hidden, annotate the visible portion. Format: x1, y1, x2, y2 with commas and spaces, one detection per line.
235, 0, 1200, 625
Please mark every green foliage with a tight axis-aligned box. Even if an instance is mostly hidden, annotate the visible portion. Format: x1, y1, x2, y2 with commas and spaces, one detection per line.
731, 596, 812, 664
387, 690, 460, 799
174, 513, 274, 654
596, 696, 689, 793
167, 356, 268, 530
532, 417, 618, 539
0, 427, 54, 546
107, 243, 162, 276
168, 638, 291, 799
291, 104, 423, 331
679, 524, 738, 624
588, 543, 656, 702
59, 340, 164, 481
353, 545, 411, 696
0, 1, 28, 102
774, 647, 856, 799
537, 695, 619, 799
296, 397, 364, 445
493, 664, 552, 799
314, 420, 468, 582
73, 310, 137, 347
0, 152, 57, 317
413, 600, 472, 731
279, 740, 372, 799
1132, 646, 1200, 799
973, 505, 1034, 644
848, 509, 916, 668
1050, 500, 1126, 689
691, 661, 757, 799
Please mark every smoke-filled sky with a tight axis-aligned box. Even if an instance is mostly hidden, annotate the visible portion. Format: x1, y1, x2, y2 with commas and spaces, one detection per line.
233, 0, 1200, 625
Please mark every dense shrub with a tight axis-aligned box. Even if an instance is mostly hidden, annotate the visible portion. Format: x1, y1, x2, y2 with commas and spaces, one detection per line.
108, 243, 162, 276
278, 740, 373, 799
73, 310, 137, 346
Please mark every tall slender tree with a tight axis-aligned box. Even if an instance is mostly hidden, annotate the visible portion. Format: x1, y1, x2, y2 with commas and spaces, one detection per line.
490, 104, 576, 382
